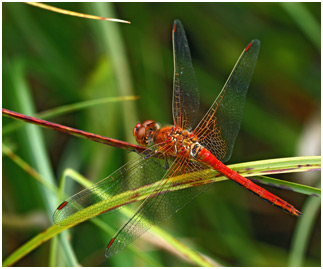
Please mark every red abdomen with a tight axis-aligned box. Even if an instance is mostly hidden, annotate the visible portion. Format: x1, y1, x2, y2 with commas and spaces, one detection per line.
196, 148, 301, 217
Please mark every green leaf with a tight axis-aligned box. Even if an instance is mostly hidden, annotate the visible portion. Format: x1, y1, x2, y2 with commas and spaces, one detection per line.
288, 181, 321, 266
3, 156, 320, 266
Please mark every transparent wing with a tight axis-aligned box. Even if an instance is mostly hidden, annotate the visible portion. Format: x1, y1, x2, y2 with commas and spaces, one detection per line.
194, 40, 260, 162
53, 145, 174, 226
172, 19, 199, 131
105, 155, 215, 258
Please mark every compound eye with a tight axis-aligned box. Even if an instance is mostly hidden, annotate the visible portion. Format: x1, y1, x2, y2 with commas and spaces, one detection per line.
133, 123, 142, 137
135, 127, 147, 145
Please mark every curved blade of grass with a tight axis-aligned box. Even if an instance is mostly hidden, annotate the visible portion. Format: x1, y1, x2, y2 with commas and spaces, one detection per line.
3, 96, 139, 135
26, 2, 131, 24
2, 143, 58, 194
87, 2, 138, 148
2, 150, 163, 266
3, 202, 213, 267
149, 225, 220, 266
59, 170, 164, 266
3, 156, 320, 266
2, 147, 175, 266
3, 166, 216, 266
59, 170, 213, 266
48, 236, 58, 267
232, 156, 321, 176
288, 181, 321, 266
252, 175, 320, 197
91, 218, 163, 266
3, 132, 159, 265
5, 59, 78, 266
280, 2, 320, 51
56, 156, 321, 226
3, 223, 73, 267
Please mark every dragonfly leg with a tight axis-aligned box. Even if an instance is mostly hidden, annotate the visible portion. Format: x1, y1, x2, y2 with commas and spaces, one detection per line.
163, 155, 170, 170
142, 150, 156, 159
148, 153, 170, 170
128, 148, 139, 154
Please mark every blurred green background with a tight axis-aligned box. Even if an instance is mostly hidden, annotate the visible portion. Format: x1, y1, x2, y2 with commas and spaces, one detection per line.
2, 2, 320, 267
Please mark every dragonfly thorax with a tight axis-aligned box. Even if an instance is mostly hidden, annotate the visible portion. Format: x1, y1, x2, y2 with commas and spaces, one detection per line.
133, 120, 202, 159
153, 125, 202, 159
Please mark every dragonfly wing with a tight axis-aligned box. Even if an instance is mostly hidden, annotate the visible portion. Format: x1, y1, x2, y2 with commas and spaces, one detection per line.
53, 145, 174, 226
105, 155, 215, 258
172, 19, 199, 131
194, 40, 260, 162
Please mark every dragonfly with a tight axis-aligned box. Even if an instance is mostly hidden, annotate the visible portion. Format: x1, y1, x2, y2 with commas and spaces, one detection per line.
53, 19, 301, 258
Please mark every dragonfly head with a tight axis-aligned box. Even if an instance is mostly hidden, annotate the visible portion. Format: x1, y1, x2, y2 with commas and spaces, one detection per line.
133, 120, 160, 146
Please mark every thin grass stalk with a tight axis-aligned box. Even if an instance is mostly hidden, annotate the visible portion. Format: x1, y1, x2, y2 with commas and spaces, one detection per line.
288, 181, 321, 266
87, 2, 138, 148
8, 59, 78, 266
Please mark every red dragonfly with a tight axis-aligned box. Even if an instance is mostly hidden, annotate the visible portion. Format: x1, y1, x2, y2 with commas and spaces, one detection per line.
54, 20, 301, 258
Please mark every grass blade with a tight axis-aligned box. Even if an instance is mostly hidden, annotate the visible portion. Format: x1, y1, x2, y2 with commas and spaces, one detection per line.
252, 175, 320, 197
288, 181, 321, 266
86, 2, 138, 148
3, 156, 319, 266
26, 2, 131, 23
6, 59, 78, 266
280, 2, 320, 51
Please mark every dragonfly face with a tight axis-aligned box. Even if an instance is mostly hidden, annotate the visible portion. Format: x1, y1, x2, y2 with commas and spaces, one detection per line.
133, 119, 160, 146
